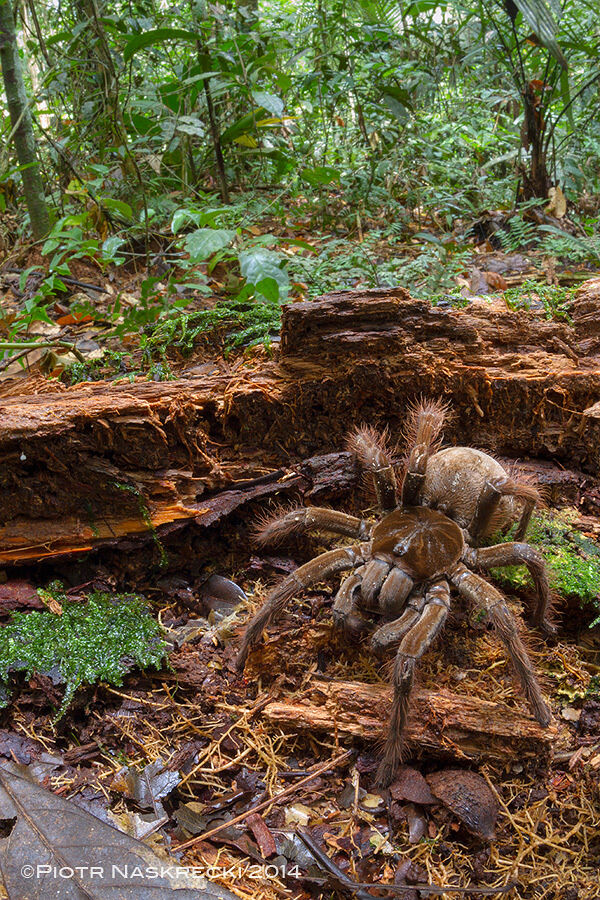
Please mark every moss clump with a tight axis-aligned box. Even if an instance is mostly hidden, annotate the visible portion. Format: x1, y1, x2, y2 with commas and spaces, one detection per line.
492, 509, 600, 626
0, 584, 167, 718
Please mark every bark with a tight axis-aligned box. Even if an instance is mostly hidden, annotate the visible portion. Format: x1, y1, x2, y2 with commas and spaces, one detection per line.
0, 0, 50, 239
1, 280, 600, 565
262, 678, 558, 763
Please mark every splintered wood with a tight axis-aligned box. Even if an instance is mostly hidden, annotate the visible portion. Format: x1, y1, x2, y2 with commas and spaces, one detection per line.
261, 678, 557, 762
2, 280, 600, 564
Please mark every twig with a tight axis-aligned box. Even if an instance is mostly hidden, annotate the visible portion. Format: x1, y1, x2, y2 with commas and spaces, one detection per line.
174, 748, 353, 851
0, 340, 86, 369
3, 267, 109, 294
296, 828, 516, 897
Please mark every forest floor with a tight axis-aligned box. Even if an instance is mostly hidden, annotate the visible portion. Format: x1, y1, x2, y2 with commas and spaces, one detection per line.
0, 212, 599, 900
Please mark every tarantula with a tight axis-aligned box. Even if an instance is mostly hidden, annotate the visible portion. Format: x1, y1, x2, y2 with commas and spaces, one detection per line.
236, 401, 554, 786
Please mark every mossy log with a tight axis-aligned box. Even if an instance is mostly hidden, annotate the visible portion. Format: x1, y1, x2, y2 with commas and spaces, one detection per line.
262, 678, 559, 762
1, 281, 600, 565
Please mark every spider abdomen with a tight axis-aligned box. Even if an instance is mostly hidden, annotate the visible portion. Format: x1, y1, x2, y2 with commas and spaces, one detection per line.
371, 507, 464, 581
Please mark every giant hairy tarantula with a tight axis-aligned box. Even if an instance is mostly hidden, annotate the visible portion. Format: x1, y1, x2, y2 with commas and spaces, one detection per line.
236, 401, 554, 786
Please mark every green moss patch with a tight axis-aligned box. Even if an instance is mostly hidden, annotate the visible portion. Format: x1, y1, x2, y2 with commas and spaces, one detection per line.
492, 509, 600, 626
0, 585, 167, 719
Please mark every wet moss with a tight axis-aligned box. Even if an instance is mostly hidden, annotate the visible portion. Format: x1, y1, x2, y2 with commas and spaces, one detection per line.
492, 509, 600, 626
0, 584, 167, 718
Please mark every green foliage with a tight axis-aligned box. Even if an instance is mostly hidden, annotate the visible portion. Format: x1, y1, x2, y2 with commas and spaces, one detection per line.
288, 230, 470, 300
142, 295, 283, 360
539, 224, 600, 265
0, 586, 167, 718
496, 216, 539, 252
492, 509, 600, 626
504, 279, 575, 321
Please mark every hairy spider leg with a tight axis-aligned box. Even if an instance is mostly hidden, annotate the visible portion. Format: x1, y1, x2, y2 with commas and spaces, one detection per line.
255, 506, 372, 547
376, 580, 450, 786
360, 558, 392, 605
471, 542, 555, 634
450, 564, 551, 727
401, 400, 448, 506
469, 476, 540, 546
236, 544, 368, 670
332, 566, 366, 634
347, 426, 398, 513
370, 588, 423, 651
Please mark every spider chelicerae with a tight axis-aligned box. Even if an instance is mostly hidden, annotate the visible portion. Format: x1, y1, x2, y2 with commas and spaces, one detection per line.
236, 401, 554, 786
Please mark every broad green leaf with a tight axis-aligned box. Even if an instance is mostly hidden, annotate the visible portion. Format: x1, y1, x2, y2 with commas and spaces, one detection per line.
234, 134, 258, 147
559, 69, 574, 130
176, 116, 207, 137
102, 236, 126, 262
220, 108, 268, 145
239, 249, 289, 295
251, 91, 284, 117
100, 198, 133, 219
123, 28, 198, 62
300, 165, 341, 187
184, 228, 235, 262
383, 94, 409, 121
511, 0, 567, 68
255, 277, 280, 302
172, 208, 203, 233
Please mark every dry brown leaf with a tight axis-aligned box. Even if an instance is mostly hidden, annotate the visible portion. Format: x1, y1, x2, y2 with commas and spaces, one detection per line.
0, 763, 236, 899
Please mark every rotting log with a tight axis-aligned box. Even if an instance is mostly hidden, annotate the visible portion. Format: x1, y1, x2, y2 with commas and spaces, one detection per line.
2, 281, 600, 565
262, 678, 559, 763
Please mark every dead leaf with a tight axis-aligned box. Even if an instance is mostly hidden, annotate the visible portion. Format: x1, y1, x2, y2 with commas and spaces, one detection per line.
111, 758, 181, 810
246, 813, 276, 858
0, 581, 43, 613
546, 185, 567, 218
389, 766, 436, 805
405, 803, 427, 844
0, 763, 237, 898
425, 769, 498, 841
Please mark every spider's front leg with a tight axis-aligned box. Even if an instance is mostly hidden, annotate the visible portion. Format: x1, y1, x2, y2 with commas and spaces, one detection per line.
255, 505, 372, 547
347, 426, 398, 514
468, 542, 555, 634
450, 564, 551, 727
376, 580, 450, 787
236, 544, 368, 670
401, 400, 448, 506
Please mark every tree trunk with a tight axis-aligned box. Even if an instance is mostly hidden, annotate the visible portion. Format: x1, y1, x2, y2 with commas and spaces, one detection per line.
0, 0, 50, 239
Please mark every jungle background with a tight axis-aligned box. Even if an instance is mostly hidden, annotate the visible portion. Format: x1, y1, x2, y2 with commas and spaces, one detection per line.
1, 0, 600, 374
0, 2, 600, 900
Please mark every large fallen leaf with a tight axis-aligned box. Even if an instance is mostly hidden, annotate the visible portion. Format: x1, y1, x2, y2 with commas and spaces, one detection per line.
425, 769, 499, 841
0, 764, 236, 899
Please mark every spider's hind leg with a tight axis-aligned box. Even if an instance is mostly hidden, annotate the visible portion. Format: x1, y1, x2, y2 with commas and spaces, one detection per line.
469, 476, 540, 546
376, 580, 449, 787
347, 426, 398, 514
473, 541, 555, 634
450, 564, 551, 727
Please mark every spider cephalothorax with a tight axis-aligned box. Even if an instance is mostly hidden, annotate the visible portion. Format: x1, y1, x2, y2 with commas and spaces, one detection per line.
236, 401, 554, 786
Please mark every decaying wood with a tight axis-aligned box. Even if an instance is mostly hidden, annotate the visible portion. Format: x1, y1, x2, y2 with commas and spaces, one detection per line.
2, 279, 600, 565
262, 678, 558, 762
